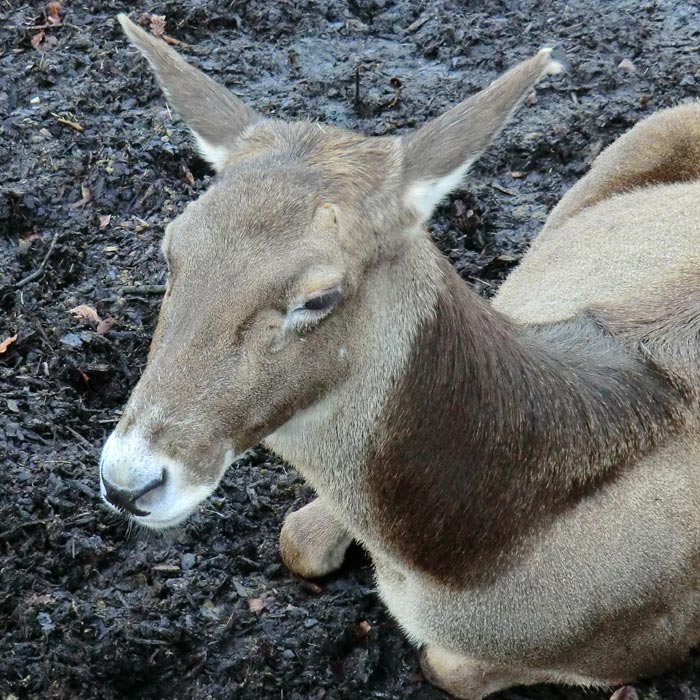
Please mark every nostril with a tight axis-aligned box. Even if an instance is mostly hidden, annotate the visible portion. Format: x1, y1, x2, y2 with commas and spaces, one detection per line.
102, 469, 167, 517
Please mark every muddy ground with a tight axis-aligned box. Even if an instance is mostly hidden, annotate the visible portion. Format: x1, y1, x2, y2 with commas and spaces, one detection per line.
2, 1, 700, 699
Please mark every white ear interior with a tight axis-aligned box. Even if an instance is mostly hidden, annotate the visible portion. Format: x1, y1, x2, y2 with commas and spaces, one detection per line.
193, 134, 232, 172
404, 157, 476, 222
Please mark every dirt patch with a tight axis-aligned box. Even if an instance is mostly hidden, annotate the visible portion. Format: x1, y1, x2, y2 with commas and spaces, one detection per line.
2, 1, 700, 699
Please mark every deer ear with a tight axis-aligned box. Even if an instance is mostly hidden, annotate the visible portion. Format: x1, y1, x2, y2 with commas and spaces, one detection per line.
401, 49, 563, 222
118, 14, 260, 173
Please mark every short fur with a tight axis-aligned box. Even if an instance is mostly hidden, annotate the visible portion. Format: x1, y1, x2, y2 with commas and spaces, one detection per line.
103, 17, 700, 699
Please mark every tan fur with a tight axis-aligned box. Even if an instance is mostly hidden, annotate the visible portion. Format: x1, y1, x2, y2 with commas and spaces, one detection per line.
102, 16, 700, 700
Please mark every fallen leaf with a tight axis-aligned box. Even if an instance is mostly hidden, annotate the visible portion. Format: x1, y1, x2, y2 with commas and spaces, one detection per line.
0, 334, 18, 353
31, 31, 45, 48
96, 317, 117, 335
149, 15, 166, 38
98, 214, 112, 230
248, 598, 266, 613
47, 2, 63, 25
70, 304, 101, 325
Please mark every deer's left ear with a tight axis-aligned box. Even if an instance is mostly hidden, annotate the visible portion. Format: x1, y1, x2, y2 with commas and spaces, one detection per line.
118, 14, 260, 173
401, 49, 563, 223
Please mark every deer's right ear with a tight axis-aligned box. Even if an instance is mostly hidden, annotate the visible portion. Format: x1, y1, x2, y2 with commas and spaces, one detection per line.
401, 49, 563, 223
118, 14, 260, 173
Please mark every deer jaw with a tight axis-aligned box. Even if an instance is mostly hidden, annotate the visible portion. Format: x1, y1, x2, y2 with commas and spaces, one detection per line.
100, 14, 560, 527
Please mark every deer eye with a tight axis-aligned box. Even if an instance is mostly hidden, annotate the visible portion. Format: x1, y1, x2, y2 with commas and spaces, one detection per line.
286, 286, 344, 332
301, 288, 343, 312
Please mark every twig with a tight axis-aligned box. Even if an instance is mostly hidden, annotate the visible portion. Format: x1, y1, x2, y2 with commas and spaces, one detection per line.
120, 284, 166, 295
13, 232, 59, 288
51, 112, 85, 132
65, 425, 95, 451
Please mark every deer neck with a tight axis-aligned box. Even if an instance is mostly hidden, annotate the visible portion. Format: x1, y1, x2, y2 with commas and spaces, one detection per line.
266, 243, 685, 585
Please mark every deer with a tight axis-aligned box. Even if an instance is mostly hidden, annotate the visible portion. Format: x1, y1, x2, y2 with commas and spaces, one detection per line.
99, 14, 700, 699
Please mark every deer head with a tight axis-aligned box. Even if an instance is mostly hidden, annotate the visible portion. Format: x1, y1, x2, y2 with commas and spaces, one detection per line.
99, 14, 561, 528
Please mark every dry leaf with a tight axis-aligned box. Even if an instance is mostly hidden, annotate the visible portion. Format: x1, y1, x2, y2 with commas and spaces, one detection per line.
31, 31, 45, 48
248, 598, 266, 613
98, 214, 112, 230
0, 334, 18, 353
96, 317, 117, 335
70, 304, 101, 325
150, 15, 166, 38
47, 1, 63, 25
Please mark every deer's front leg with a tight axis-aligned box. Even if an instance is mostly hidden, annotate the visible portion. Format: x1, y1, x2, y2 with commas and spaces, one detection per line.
279, 497, 353, 578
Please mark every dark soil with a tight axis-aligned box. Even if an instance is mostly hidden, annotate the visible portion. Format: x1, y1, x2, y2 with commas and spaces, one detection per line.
2, 1, 700, 699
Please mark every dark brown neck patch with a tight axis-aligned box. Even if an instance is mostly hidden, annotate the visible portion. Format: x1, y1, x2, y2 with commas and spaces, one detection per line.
366, 261, 686, 587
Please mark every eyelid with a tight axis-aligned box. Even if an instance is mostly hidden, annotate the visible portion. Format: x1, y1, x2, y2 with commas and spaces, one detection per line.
301, 287, 343, 309
284, 285, 343, 333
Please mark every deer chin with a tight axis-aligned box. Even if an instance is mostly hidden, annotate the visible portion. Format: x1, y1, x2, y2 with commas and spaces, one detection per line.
100, 430, 236, 530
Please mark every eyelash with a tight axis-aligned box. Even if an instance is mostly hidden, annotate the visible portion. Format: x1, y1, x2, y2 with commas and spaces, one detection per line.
285, 287, 343, 332
301, 288, 343, 312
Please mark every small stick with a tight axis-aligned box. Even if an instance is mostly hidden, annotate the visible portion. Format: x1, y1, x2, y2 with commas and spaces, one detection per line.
51, 112, 85, 132
13, 232, 59, 288
120, 284, 166, 295
65, 425, 94, 451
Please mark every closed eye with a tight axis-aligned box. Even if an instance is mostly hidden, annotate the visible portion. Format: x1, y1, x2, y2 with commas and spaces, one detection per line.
301, 288, 344, 312
286, 285, 344, 332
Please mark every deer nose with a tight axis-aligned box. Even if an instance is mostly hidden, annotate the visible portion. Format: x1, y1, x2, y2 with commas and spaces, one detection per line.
102, 469, 167, 516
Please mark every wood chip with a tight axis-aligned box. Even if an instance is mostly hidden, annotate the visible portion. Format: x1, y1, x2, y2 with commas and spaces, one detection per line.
70, 185, 92, 209
618, 58, 636, 73
0, 334, 19, 353
406, 15, 429, 33
248, 597, 266, 613
492, 182, 517, 196
152, 564, 181, 575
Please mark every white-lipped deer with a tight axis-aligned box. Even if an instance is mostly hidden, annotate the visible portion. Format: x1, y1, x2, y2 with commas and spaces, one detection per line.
101, 15, 700, 698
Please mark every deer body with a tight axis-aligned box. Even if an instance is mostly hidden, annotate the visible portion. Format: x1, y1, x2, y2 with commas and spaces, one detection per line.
101, 17, 700, 697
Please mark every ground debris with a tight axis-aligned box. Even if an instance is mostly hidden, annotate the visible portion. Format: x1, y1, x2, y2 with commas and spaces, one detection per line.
0, 334, 18, 353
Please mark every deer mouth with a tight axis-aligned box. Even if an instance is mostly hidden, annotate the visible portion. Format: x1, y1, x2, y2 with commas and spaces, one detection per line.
99, 429, 236, 530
